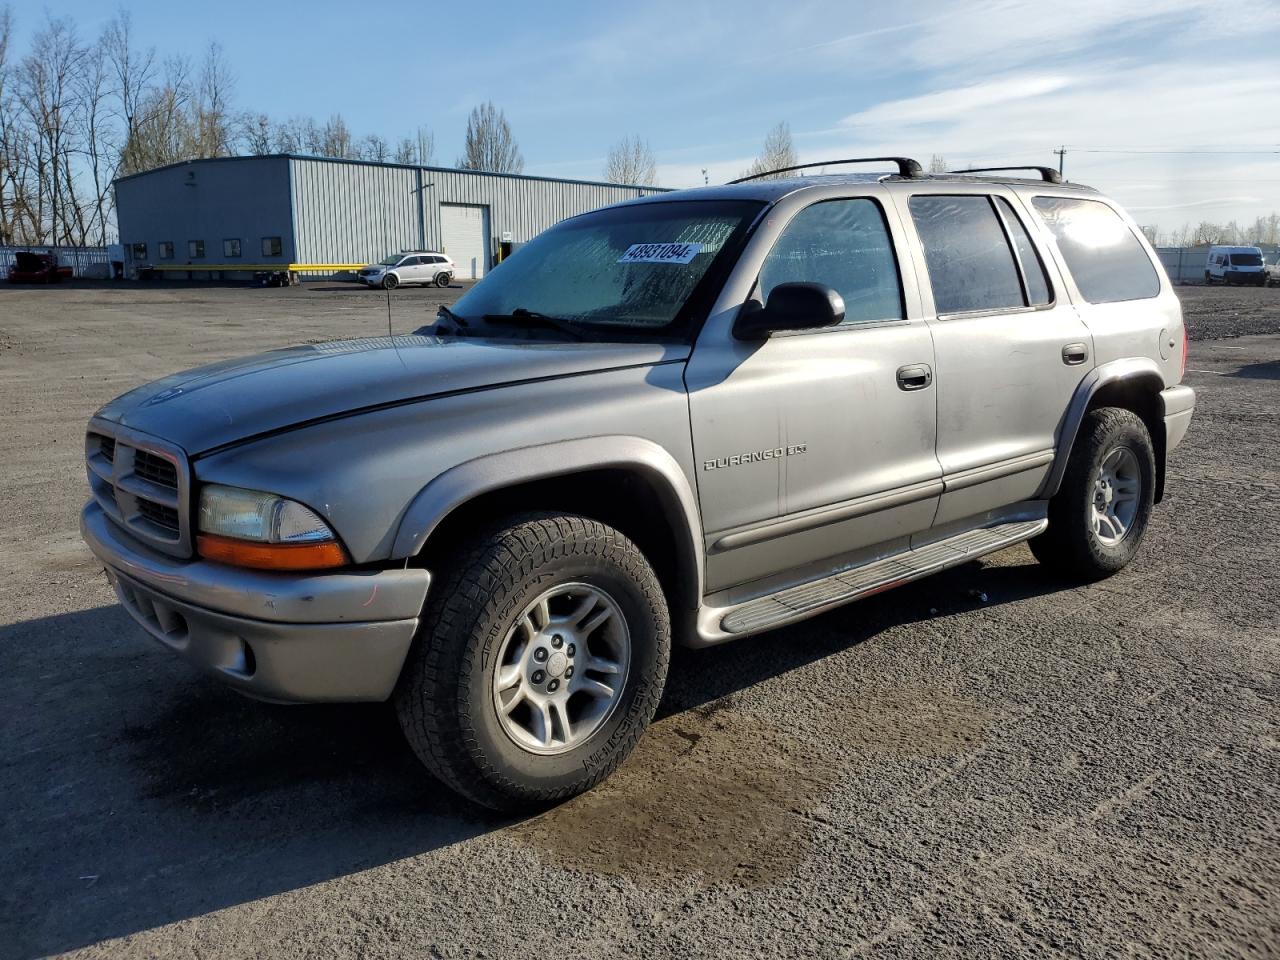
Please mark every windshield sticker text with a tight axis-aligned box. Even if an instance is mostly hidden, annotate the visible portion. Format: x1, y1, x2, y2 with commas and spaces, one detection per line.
618, 242, 703, 265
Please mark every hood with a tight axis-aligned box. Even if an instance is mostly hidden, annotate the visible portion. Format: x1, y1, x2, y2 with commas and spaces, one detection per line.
95, 335, 689, 454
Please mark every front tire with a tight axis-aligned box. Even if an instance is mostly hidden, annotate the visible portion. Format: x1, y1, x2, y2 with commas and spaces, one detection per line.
382, 274, 399, 290
1031, 408, 1156, 581
395, 513, 670, 811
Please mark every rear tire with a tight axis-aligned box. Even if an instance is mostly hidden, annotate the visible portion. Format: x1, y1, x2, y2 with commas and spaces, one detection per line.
1030, 407, 1156, 581
436, 272, 451, 288
395, 512, 670, 811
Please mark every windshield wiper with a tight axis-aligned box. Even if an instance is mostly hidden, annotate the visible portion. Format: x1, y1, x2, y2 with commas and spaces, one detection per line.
436, 304, 469, 328
481, 308, 589, 341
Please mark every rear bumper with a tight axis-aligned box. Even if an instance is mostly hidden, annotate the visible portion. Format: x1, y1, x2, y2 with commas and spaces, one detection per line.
81, 502, 430, 703
1161, 384, 1195, 454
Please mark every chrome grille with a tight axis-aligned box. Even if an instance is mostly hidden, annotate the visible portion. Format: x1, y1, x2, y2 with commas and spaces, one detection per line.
86, 421, 192, 558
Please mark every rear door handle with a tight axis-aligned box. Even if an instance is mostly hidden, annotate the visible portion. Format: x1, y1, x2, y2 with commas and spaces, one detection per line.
1062, 342, 1089, 365
896, 363, 933, 391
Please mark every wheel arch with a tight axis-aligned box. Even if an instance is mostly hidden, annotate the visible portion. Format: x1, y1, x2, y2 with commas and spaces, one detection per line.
392, 437, 705, 614
1043, 358, 1168, 503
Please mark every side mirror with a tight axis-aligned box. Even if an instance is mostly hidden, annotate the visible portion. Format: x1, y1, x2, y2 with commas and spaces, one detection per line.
734, 282, 845, 340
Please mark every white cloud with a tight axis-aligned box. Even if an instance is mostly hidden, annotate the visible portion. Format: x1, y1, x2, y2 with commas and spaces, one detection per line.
840, 75, 1073, 128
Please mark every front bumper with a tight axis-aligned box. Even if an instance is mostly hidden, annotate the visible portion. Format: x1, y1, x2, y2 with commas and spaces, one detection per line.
81, 502, 430, 703
1161, 384, 1195, 454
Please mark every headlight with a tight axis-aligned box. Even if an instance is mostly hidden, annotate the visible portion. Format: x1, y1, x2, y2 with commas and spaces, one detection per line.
197, 484, 348, 570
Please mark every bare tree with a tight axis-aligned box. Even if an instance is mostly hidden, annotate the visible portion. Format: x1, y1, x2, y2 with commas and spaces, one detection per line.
320, 114, 352, 158
76, 36, 114, 244
393, 136, 417, 165
457, 101, 523, 173
604, 135, 657, 185
194, 41, 234, 157
928, 153, 948, 173
103, 8, 155, 177
359, 132, 389, 162
239, 112, 272, 154
740, 121, 797, 180
20, 18, 87, 243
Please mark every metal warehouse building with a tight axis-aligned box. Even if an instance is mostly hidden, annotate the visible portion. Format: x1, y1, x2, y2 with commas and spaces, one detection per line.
114, 155, 664, 281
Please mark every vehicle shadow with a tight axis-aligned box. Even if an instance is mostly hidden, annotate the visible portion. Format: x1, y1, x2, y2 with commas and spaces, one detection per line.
2, 556, 1068, 957
1228, 360, 1280, 380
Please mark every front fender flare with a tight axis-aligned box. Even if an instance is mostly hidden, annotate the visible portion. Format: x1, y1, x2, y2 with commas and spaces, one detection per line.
1040, 357, 1165, 499
391, 435, 705, 605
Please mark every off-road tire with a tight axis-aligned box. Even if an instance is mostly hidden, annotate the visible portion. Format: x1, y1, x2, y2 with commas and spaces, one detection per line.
395, 513, 670, 811
382, 274, 399, 290
1030, 407, 1156, 581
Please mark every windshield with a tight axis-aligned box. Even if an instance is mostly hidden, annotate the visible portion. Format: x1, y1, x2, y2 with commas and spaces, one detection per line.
1230, 253, 1263, 266
377, 255, 402, 266
448, 199, 764, 337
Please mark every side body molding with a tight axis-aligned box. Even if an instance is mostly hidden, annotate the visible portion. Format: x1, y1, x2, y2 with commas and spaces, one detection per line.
391, 435, 705, 605
1040, 356, 1165, 499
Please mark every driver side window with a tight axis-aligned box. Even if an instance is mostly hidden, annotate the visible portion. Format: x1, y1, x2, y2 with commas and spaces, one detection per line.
759, 198, 904, 325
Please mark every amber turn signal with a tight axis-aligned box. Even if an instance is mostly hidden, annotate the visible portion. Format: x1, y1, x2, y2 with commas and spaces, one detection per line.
197, 533, 349, 571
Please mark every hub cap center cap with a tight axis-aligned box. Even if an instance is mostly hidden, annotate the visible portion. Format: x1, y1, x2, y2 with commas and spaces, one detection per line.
546, 650, 568, 678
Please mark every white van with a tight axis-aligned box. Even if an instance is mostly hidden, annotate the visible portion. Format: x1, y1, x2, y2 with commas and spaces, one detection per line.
1205, 245, 1266, 285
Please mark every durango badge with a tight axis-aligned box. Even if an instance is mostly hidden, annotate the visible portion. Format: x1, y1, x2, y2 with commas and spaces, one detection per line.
703, 443, 808, 471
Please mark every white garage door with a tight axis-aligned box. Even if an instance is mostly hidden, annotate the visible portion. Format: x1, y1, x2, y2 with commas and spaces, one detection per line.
440, 204, 491, 279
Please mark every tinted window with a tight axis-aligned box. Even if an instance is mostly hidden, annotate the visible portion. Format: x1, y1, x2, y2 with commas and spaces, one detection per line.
996, 197, 1051, 306
1231, 253, 1263, 266
759, 198, 903, 325
1032, 197, 1160, 303
909, 195, 1024, 314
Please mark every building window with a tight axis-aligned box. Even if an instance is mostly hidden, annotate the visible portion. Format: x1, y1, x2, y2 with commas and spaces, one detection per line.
158, 241, 174, 260
129, 242, 147, 260
223, 238, 242, 258
261, 236, 282, 257
189, 240, 205, 258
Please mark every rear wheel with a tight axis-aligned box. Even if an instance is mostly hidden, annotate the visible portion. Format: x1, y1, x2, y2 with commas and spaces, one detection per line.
436, 272, 451, 288
1030, 407, 1156, 581
395, 513, 670, 810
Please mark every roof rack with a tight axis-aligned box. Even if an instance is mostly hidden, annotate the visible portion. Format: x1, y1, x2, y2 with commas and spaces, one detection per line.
729, 156, 924, 184
949, 165, 1063, 184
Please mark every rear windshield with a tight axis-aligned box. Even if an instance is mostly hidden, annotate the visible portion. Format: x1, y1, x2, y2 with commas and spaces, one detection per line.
1230, 253, 1263, 266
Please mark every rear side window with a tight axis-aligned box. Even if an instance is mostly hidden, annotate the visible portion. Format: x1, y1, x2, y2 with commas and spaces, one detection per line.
995, 197, 1051, 306
1031, 197, 1160, 303
909, 195, 1024, 314
1231, 252, 1263, 266
759, 198, 903, 325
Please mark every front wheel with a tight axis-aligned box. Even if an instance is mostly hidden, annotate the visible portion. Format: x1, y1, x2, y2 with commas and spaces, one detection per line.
382, 274, 399, 290
395, 513, 670, 810
1030, 407, 1156, 581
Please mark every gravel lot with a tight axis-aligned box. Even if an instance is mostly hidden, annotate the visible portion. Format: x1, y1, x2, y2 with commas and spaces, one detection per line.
1, 281, 1277, 959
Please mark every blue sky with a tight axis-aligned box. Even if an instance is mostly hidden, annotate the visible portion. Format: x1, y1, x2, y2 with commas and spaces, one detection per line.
13, 0, 1280, 235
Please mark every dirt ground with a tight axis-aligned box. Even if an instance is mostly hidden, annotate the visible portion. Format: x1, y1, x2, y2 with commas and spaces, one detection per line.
1, 281, 1277, 959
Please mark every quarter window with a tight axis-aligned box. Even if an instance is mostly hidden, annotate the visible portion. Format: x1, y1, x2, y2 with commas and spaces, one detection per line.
188, 240, 204, 258
1031, 196, 1160, 303
223, 238, 242, 258
261, 236, 282, 257
909, 195, 1024, 314
758, 198, 904, 325
157, 241, 174, 260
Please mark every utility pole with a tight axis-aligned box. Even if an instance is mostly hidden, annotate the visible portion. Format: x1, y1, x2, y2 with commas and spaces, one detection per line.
1054, 145, 1067, 179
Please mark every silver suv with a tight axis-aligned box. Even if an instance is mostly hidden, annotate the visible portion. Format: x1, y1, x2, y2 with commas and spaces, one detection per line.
81, 157, 1195, 810
358, 250, 454, 289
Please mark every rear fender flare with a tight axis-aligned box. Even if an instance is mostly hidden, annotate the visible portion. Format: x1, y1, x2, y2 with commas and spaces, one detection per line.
1041, 357, 1165, 499
391, 435, 705, 605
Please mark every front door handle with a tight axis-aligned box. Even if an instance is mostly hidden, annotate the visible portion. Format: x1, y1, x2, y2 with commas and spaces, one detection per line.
896, 363, 933, 391
1062, 342, 1090, 365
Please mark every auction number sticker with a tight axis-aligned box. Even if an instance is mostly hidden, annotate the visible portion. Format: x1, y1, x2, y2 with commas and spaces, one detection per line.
618, 242, 703, 264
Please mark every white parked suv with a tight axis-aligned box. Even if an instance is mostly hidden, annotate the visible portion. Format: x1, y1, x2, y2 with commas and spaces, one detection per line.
358, 251, 455, 289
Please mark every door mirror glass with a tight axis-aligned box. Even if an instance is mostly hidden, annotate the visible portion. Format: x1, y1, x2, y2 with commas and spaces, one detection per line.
736, 282, 845, 339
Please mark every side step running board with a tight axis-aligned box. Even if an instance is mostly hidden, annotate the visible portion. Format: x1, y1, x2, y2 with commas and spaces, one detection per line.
713, 519, 1047, 638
